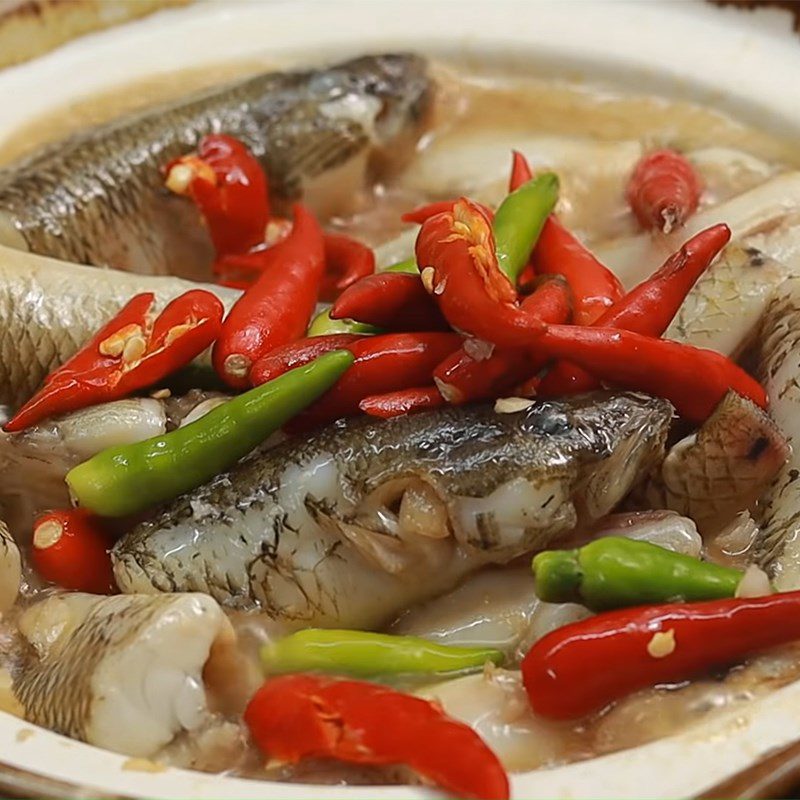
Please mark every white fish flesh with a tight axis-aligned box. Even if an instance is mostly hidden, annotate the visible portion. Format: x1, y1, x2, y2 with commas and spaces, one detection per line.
0, 520, 19, 613
12, 592, 242, 758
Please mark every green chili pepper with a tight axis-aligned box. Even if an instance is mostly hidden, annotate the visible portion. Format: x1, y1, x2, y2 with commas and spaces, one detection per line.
383, 258, 420, 274
261, 628, 503, 677
66, 350, 354, 517
307, 308, 380, 336
493, 172, 559, 282
533, 536, 745, 611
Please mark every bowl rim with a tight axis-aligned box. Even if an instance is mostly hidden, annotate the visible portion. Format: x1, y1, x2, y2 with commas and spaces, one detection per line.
2, 1, 800, 798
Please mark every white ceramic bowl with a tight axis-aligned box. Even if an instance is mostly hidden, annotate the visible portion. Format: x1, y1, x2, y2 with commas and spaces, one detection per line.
2, 2, 800, 797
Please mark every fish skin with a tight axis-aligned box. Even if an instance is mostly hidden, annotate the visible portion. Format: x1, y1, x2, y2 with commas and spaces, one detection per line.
113, 392, 672, 629
753, 278, 800, 589
12, 592, 232, 757
635, 391, 788, 535
0, 519, 19, 612
0, 246, 239, 409
0, 54, 431, 274
666, 244, 789, 358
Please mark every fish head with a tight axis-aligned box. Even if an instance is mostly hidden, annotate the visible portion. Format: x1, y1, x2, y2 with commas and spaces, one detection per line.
319, 53, 432, 145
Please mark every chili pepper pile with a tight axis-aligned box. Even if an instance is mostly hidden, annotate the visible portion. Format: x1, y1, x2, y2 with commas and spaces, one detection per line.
161, 134, 760, 429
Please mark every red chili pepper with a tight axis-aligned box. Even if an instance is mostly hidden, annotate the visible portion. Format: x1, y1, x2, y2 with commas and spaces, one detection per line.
508, 149, 533, 192
320, 233, 376, 302
165, 134, 269, 256
627, 149, 703, 233
522, 591, 800, 721
285, 332, 461, 430
331, 272, 448, 331
538, 223, 731, 397
359, 385, 444, 418
6, 291, 223, 432
249, 334, 363, 385
534, 324, 767, 423
415, 199, 545, 348
211, 217, 295, 288
434, 277, 571, 404
31, 508, 116, 594
245, 674, 509, 800
214, 227, 373, 303
213, 204, 325, 389
402, 200, 459, 225
402, 199, 494, 226
510, 151, 624, 326
532, 217, 624, 326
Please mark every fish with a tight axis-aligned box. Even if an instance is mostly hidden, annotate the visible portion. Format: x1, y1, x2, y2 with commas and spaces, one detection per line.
390, 566, 589, 663
688, 147, 776, 206
594, 171, 800, 288
636, 391, 788, 536
415, 668, 575, 772
112, 392, 672, 629
665, 243, 789, 357
753, 278, 800, 589
0, 520, 20, 613
0, 54, 431, 275
11, 592, 249, 757
393, 512, 700, 662
585, 510, 702, 558
0, 391, 232, 540
0, 397, 167, 539
0, 245, 238, 409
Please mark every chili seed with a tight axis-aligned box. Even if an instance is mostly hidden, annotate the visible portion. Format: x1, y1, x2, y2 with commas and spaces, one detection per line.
420, 267, 435, 294
33, 520, 63, 549
122, 335, 147, 363
99, 323, 144, 357
646, 629, 676, 658
164, 323, 194, 347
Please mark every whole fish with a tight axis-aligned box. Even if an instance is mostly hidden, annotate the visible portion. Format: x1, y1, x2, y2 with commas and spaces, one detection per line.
0, 54, 431, 274
12, 592, 249, 757
113, 393, 672, 629
0, 245, 238, 409
754, 278, 800, 589
635, 391, 788, 535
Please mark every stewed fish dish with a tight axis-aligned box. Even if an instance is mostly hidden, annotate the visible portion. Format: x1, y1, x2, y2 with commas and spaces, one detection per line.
2, 52, 800, 798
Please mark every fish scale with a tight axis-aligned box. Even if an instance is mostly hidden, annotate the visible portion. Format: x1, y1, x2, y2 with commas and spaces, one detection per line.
754, 278, 800, 588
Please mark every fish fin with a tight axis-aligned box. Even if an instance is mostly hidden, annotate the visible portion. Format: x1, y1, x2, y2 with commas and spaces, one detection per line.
304, 496, 416, 575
